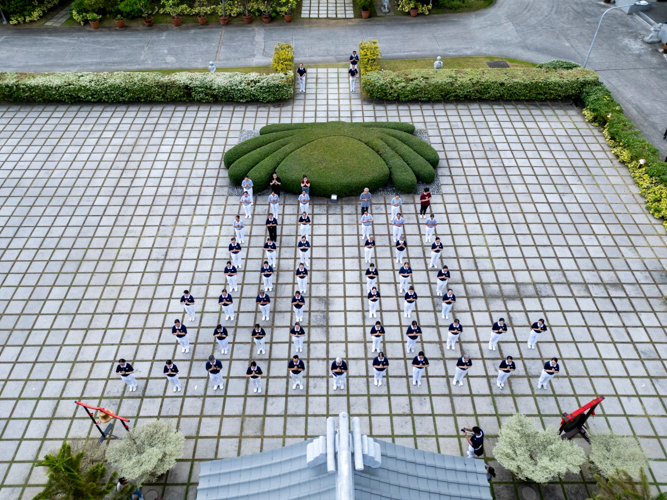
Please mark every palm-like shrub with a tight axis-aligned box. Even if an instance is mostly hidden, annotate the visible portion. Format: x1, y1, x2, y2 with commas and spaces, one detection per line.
589, 468, 667, 500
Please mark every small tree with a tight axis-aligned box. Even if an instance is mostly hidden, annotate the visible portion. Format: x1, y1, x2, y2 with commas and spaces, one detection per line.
106, 420, 185, 487
493, 414, 586, 483
589, 433, 648, 479
33, 442, 133, 500
589, 468, 667, 500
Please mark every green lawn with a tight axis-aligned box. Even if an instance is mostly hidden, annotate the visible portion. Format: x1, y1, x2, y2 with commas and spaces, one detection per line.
378, 56, 537, 71
127, 66, 274, 75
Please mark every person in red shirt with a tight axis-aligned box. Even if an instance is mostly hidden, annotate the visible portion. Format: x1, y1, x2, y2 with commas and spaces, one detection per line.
419, 188, 432, 218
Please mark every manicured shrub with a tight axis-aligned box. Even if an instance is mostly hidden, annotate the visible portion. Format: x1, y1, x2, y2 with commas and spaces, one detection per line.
358, 122, 415, 134
589, 433, 648, 479
0, 71, 294, 104
228, 136, 295, 185
272, 43, 295, 74
361, 68, 599, 101
365, 136, 417, 192
261, 123, 309, 134
359, 40, 381, 75
381, 133, 435, 183
381, 128, 440, 168
535, 59, 581, 70
4, 0, 59, 24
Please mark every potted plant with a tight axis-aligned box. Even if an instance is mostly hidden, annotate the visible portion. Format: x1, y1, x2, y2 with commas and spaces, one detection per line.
256, 0, 274, 22
197, 0, 208, 23
357, 0, 371, 18
87, 12, 100, 27
114, 14, 125, 27
162, 0, 183, 25
237, 0, 253, 22
277, 0, 295, 21
217, 0, 229, 23
409, 1, 418, 16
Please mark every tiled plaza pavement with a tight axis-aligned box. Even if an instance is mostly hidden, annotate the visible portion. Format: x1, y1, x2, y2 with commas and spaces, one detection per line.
300, 0, 353, 18
1, 68, 667, 500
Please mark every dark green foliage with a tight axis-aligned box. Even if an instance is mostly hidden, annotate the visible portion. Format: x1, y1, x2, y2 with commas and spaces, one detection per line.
260, 123, 310, 134
535, 60, 581, 70
380, 133, 435, 182
358, 122, 416, 134
224, 130, 296, 170
228, 136, 294, 185
380, 128, 440, 168
117, 0, 144, 16
588, 467, 666, 500
365, 137, 417, 192
437, 0, 472, 8
580, 83, 623, 127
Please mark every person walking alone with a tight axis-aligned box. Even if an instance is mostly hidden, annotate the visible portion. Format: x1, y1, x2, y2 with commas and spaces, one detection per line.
297, 63, 307, 93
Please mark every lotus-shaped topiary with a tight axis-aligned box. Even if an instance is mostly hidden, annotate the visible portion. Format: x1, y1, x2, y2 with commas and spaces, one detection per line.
223, 121, 439, 196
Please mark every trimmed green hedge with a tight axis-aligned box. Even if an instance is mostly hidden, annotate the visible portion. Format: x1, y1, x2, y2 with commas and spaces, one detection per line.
361, 68, 599, 101
0, 71, 294, 103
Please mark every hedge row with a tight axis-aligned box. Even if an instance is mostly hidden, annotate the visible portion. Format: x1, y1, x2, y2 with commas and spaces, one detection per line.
0, 71, 294, 104
361, 68, 599, 101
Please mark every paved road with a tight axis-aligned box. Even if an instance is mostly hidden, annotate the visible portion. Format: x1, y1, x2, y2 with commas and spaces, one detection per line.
1, 0, 666, 156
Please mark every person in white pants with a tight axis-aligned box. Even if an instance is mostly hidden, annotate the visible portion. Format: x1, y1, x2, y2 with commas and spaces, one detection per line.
268, 191, 280, 217
256, 292, 271, 321
368, 287, 380, 318
395, 236, 407, 264
373, 352, 389, 386
233, 215, 245, 243
298, 190, 310, 215
424, 214, 437, 242
331, 358, 347, 390
403, 286, 417, 318
229, 237, 243, 269
429, 237, 443, 268
441, 289, 456, 319
218, 289, 235, 321
264, 238, 277, 267
405, 321, 421, 353
290, 322, 305, 352
447, 319, 462, 350
497, 356, 515, 389
527, 319, 547, 349
364, 236, 375, 263
116, 359, 137, 391
360, 211, 374, 239
538, 358, 560, 389
299, 212, 311, 238
180, 290, 195, 323
206, 355, 224, 391
172, 319, 190, 353
390, 194, 402, 219
296, 263, 308, 293
463, 427, 484, 458
241, 176, 254, 200
349, 65, 358, 92
297, 63, 307, 93
370, 321, 385, 353
489, 318, 507, 351
247, 361, 263, 393
452, 354, 472, 386
392, 214, 405, 242
436, 265, 450, 296
298, 236, 310, 266
398, 262, 412, 293
365, 263, 378, 293
224, 261, 238, 291
240, 191, 253, 218
412, 351, 429, 386
292, 291, 305, 322
260, 261, 274, 292
164, 360, 181, 392
251, 324, 266, 354
288, 355, 305, 389
213, 324, 229, 354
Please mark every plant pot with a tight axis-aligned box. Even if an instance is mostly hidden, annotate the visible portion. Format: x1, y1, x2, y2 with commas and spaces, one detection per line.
219, 15, 229, 23
197, 15, 207, 24
262, 13, 271, 22
114, 18, 125, 27
361, 8, 369, 17
143, 16, 153, 26
172, 15, 181, 26
283, 13, 292, 21
409, 7, 418, 15
242, 14, 252, 23
89, 19, 100, 28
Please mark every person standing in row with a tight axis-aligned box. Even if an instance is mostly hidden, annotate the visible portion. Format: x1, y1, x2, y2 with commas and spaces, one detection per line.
365, 263, 378, 293
229, 237, 242, 269
206, 355, 224, 391
412, 351, 429, 386
441, 289, 455, 320
372, 352, 389, 386
331, 357, 347, 391
172, 319, 189, 353
180, 290, 195, 323
391, 194, 402, 218
489, 318, 507, 351
497, 355, 515, 389
405, 320, 421, 353
268, 191, 280, 216
247, 361, 263, 393
429, 237, 443, 269
266, 213, 278, 242
436, 264, 450, 296
298, 236, 311, 266
368, 286, 380, 318
395, 236, 407, 264
164, 360, 181, 392
241, 176, 254, 199
270, 173, 282, 196
301, 175, 310, 195
292, 291, 305, 322
297, 63, 307, 93
359, 188, 372, 216
527, 319, 547, 349
424, 214, 437, 242
213, 324, 229, 354
252, 324, 267, 355
218, 288, 235, 321
419, 188, 431, 218
233, 215, 245, 243
260, 261, 274, 292
403, 286, 417, 318
350, 50, 359, 66
296, 263, 308, 293
360, 210, 374, 239
538, 357, 559, 389
116, 358, 137, 392
447, 319, 462, 350
224, 261, 238, 292
398, 261, 412, 293
364, 236, 375, 263
370, 320, 385, 353
392, 213, 405, 242
264, 238, 277, 268
290, 322, 305, 353
256, 290, 271, 320
288, 355, 305, 389
299, 211, 311, 238
349, 64, 358, 92
452, 353, 472, 387
298, 190, 310, 215
240, 191, 253, 218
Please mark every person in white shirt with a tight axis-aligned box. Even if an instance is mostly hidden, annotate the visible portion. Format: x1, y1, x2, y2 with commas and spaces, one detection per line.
298, 190, 310, 215
233, 215, 245, 243
241, 176, 253, 199
424, 214, 437, 242
392, 213, 405, 242
240, 191, 253, 218
390, 194, 402, 219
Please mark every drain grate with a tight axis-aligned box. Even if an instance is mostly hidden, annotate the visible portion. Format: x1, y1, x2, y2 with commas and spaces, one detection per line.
486, 60, 511, 68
